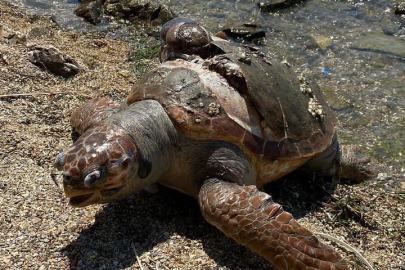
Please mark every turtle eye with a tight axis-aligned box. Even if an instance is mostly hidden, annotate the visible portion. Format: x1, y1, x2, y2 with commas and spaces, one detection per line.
108, 151, 135, 171
84, 170, 102, 188
108, 159, 120, 169
160, 17, 197, 43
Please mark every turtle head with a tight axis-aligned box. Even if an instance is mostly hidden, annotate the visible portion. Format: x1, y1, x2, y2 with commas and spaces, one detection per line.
159, 17, 212, 62
54, 124, 147, 207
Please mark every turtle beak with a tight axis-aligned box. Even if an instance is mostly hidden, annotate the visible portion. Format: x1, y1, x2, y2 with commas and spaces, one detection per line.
68, 192, 102, 207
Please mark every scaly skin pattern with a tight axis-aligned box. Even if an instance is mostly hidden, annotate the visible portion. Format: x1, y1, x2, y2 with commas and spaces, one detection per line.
70, 97, 119, 134
199, 179, 349, 270
62, 123, 137, 207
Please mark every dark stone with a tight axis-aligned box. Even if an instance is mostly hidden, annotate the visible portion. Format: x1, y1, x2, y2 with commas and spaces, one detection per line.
75, 0, 173, 27
258, 0, 304, 12
222, 23, 266, 42
28, 45, 81, 78
393, 2, 405, 15
6, 32, 27, 45
75, 0, 105, 24
28, 27, 55, 38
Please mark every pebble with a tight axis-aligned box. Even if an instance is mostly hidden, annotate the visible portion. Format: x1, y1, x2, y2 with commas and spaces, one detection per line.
310, 34, 332, 51
377, 172, 392, 181
195, 249, 207, 258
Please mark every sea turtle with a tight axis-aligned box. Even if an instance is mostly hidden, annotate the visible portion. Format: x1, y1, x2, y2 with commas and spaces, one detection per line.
54, 18, 374, 270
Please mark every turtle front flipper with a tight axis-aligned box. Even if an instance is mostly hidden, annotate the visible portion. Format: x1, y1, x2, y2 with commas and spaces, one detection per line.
70, 97, 119, 136
198, 179, 349, 270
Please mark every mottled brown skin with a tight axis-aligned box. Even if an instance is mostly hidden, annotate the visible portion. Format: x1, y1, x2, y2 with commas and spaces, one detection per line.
54, 18, 375, 270
57, 123, 138, 206
70, 97, 119, 135
159, 18, 213, 62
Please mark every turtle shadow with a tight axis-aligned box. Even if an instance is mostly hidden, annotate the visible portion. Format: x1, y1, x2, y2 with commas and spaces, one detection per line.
265, 171, 341, 218
61, 173, 339, 270
60, 188, 202, 269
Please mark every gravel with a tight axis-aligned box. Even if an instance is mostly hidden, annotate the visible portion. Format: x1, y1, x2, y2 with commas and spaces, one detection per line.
0, 2, 404, 270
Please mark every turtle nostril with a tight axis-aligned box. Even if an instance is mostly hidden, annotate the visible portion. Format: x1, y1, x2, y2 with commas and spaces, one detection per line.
62, 173, 72, 184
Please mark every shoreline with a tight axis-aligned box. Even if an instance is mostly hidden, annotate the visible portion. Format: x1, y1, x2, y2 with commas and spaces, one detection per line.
0, 2, 403, 269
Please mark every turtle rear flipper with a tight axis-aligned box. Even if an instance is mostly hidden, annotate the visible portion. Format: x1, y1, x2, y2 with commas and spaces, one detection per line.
339, 144, 376, 182
199, 178, 349, 270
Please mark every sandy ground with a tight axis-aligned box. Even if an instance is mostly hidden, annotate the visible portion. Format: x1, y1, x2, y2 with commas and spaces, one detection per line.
0, 2, 404, 270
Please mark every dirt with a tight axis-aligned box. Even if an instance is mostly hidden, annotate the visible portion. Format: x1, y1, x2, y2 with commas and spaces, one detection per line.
0, 2, 404, 270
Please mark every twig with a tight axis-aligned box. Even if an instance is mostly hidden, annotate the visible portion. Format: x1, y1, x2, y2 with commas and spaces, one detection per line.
315, 232, 375, 270
50, 173, 61, 190
0, 91, 85, 98
131, 242, 145, 270
146, 262, 156, 270
161, 264, 170, 270
325, 211, 334, 222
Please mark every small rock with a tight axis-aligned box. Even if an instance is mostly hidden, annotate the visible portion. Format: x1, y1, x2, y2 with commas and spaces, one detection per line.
31, 217, 42, 224
195, 249, 206, 258
75, 0, 104, 24
377, 172, 389, 180
259, 0, 304, 12
39, 265, 46, 270
310, 34, 332, 51
238, 55, 252, 65
6, 31, 27, 45
222, 23, 265, 42
28, 45, 81, 78
28, 27, 54, 38
75, 0, 173, 29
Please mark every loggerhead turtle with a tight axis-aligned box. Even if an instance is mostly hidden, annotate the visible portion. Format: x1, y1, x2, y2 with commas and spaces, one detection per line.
54, 18, 374, 270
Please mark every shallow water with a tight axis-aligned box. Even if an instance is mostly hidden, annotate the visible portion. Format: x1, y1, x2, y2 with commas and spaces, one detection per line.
2, 0, 404, 172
